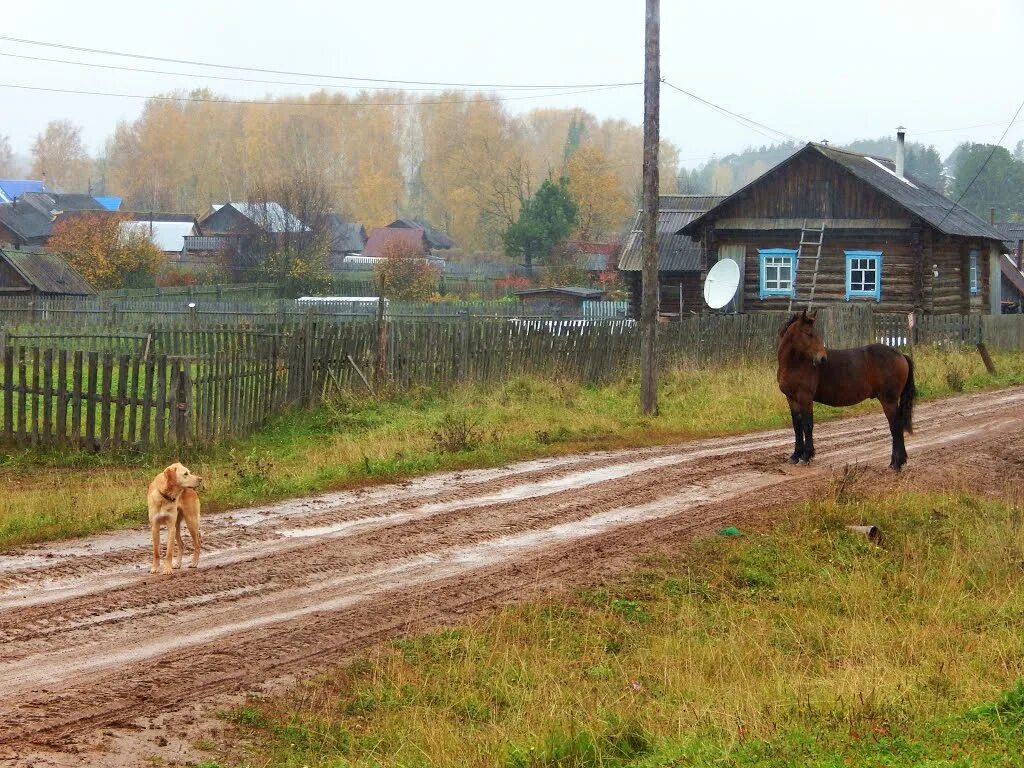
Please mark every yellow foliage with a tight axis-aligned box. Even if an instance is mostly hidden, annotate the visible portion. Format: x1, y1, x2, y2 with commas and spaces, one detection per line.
48, 213, 160, 289
564, 145, 633, 240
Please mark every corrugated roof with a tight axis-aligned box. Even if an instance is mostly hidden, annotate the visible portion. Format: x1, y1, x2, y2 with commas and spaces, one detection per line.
680, 143, 1005, 242
0, 201, 54, 242
617, 194, 726, 272
995, 221, 1024, 250
0, 180, 47, 203
94, 196, 122, 211
0, 246, 94, 295
21, 192, 106, 215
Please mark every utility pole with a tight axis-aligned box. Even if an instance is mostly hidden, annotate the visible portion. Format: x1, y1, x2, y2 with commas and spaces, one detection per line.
640, 0, 660, 416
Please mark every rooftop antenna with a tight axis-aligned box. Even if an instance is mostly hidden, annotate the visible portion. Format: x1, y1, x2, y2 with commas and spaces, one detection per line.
703, 258, 740, 310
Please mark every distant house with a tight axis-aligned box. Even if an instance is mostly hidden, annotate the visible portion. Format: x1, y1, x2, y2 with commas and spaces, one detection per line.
996, 221, 1024, 312
120, 213, 197, 258
386, 218, 455, 251
319, 213, 367, 267
0, 179, 48, 204
513, 286, 603, 316
0, 192, 108, 247
571, 241, 621, 276
187, 201, 308, 261
0, 245, 94, 296
363, 227, 430, 258
680, 137, 1006, 315
617, 194, 726, 318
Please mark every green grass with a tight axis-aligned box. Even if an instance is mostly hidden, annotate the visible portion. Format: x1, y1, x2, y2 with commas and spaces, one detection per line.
219, 489, 1024, 767
0, 345, 1022, 551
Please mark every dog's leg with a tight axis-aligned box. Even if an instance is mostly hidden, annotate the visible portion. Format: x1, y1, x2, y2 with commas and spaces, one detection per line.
150, 521, 161, 574
161, 513, 176, 575
173, 515, 185, 570
184, 510, 201, 568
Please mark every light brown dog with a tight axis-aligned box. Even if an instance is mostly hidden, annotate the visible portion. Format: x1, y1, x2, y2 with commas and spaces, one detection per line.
147, 462, 204, 575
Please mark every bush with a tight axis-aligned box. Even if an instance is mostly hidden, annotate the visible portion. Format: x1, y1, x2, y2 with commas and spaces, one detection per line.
431, 412, 484, 453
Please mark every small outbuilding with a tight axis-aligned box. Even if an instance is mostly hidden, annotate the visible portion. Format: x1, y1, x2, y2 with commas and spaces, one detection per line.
513, 286, 603, 316
0, 246, 95, 296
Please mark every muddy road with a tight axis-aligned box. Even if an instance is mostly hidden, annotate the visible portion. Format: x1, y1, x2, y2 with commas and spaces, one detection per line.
2, 388, 1024, 765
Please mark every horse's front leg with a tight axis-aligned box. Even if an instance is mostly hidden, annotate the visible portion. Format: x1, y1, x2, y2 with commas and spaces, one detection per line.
800, 407, 815, 464
788, 403, 804, 464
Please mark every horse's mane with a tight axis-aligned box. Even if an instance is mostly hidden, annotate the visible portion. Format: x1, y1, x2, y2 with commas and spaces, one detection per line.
777, 314, 801, 339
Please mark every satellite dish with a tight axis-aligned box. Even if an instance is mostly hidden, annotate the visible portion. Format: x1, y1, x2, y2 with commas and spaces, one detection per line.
704, 258, 740, 309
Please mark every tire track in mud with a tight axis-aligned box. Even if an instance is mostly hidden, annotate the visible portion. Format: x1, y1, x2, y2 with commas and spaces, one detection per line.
1, 388, 1023, 755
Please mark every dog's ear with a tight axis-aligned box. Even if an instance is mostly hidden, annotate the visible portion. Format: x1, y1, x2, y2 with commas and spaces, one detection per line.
164, 465, 176, 486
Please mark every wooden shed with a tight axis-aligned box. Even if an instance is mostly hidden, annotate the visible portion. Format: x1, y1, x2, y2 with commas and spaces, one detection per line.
617, 194, 725, 318
0, 246, 94, 296
680, 140, 1006, 315
513, 286, 603, 316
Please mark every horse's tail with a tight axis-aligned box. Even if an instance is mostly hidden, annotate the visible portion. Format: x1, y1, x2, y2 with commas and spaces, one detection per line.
899, 354, 916, 434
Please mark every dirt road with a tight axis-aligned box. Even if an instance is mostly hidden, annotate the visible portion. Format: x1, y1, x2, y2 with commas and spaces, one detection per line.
2, 388, 1023, 766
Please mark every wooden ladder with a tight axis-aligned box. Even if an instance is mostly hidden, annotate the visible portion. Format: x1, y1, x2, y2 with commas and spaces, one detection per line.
788, 220, 826, 312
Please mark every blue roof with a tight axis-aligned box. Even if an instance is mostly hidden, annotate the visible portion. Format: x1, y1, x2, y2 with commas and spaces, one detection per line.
0, 179, 48, 203
94, 196, 122, 211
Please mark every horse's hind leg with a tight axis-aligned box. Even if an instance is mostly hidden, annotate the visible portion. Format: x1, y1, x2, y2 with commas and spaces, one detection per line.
882, 400, 907, 470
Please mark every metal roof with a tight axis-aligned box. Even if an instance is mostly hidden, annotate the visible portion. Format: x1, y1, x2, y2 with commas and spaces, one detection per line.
0, 180, 47, 203
212, 202, 308, 233
120, 220, 194, 253
0, 246, 95, 295
94, 196, 122, 211
617, 195, 726, 272
21, 192, 107, 215
680, 143, 1005, 242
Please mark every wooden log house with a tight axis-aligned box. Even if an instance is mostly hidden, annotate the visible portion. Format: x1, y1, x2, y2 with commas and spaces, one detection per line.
679, 137, 1006, 315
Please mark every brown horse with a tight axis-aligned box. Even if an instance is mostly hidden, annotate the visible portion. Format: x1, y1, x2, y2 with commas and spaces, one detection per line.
777, 310, 916, 470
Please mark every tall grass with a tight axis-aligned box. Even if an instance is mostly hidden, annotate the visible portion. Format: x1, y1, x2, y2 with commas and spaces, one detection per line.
0, 346, 1022, 550
222, 489, 1024, 767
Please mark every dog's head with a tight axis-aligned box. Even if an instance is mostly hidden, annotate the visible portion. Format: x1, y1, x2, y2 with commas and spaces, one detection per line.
163, 462, 203, 491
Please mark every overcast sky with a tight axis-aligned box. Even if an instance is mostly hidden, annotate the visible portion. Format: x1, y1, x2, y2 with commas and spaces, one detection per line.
3, 0, 1022, 168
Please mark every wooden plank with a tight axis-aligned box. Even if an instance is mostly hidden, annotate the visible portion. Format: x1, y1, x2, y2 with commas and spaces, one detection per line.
42, 348, 53, 445
56, 350, 67, 444
100, 353, 113, 447
85, 352, 98, 451
2, 346, 13, 441
127, 355, 141, 446
140, 357, 155, 449
155, 356, 167, 449
71, 351, 83, 447
30, 347, 40, 446
114, 355, 129, 447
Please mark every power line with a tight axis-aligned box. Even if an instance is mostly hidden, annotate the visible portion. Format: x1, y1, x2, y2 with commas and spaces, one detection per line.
938, 94, 1024, 228
0, 81, 638, 108
0, 50, 556, 93
662, 79, 802, 144
0, 34, 638, 90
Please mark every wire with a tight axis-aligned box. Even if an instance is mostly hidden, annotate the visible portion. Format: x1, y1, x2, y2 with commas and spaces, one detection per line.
0, 50, 555, 93
0, 81, 638, 108
662, 79, 802, 144
0, 34, 638, 90
938, 94, 1024, 228
917, 118, 1024, 136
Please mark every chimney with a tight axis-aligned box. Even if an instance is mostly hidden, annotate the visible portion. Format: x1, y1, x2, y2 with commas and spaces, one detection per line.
895, 126, 906, 179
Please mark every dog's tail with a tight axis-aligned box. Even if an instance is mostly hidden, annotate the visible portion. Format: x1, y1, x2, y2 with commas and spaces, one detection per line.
899, 354, 916, 434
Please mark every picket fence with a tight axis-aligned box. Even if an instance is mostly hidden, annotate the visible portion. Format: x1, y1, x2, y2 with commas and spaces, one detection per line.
0, 304, 879, 450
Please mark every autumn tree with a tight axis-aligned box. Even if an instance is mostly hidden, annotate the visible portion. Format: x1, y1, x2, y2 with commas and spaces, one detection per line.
564, 145, 632, 240
31, 120, 92, 192
48, 213, 160, 289
502, 177, 578, 269
0, 135, 14, 177
373, 239, 440, 300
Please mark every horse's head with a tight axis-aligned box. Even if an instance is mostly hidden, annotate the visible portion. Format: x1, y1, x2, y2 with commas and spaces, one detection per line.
779, 309, 827, 366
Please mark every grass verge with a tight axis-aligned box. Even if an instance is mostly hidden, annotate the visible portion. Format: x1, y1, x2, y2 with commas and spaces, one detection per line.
216, 488, 1024, 767
0, 344, 1022, 551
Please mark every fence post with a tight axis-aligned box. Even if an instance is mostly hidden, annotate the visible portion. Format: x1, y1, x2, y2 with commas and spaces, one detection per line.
302, 305, 316, 407
174, 366, 192, 446
375, 282, 388, 387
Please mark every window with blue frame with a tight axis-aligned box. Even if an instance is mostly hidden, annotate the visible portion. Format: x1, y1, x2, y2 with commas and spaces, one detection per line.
845, 250, 882, 301
969, 250, 979, 294
758, 248, 795, 299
